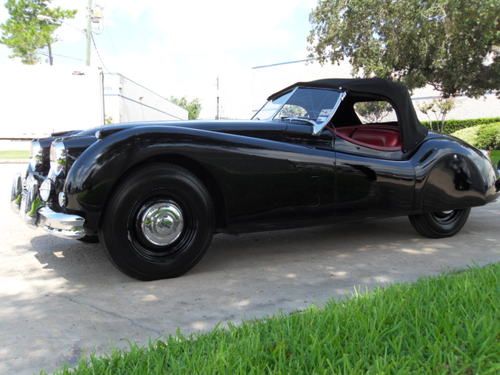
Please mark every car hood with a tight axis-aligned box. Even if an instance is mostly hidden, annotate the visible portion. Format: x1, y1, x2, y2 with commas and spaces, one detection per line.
51, 120, 285, 172
80, 119, 280, 139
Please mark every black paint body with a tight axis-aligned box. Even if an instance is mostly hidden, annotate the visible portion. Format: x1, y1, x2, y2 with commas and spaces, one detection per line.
40, 119, 498, 237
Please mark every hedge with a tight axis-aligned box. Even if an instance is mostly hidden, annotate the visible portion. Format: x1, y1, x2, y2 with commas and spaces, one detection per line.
421, 117, 500, 134
451, 122, 500, 149
475, 123, 500, 149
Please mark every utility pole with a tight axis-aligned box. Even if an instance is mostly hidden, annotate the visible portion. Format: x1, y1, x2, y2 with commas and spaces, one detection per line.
216, 76, 220, 120
85, 0, 93, 66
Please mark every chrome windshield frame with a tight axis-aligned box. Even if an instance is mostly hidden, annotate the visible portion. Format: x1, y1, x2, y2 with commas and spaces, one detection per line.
251, 87, 298, 121
312, 90, 346, 135
252, 86, 347, 136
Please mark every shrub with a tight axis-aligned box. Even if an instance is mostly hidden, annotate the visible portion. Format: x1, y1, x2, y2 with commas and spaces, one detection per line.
452, 122, 500, 149
475, 123, 500, 150
491, 150, 500, 167
422, 117, 500, 134
451, 125, 481, 145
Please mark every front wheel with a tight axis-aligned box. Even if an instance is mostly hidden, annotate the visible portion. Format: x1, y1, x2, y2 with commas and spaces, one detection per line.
100, 163, 214, 280
409, 208, 471, 238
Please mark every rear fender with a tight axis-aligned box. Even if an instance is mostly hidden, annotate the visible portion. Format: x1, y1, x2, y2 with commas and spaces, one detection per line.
414, 138, 498, 212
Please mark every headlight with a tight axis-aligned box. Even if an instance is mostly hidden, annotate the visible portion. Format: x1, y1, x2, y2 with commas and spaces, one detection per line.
50, 140, 66, 175
29, 140, 43, 169
39, 179, 53, 202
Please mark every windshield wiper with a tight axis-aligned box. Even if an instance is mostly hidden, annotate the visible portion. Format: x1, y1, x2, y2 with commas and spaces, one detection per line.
279, 116, 317, 126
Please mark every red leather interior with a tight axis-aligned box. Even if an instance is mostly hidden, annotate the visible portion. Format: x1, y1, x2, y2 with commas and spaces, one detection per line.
334, 124, 402, 151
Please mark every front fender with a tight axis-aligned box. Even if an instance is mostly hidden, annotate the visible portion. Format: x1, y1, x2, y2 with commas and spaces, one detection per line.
64, 126, 236, 230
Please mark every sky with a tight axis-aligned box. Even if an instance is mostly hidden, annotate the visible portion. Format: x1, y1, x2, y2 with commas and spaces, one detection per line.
0, 0, 320, 118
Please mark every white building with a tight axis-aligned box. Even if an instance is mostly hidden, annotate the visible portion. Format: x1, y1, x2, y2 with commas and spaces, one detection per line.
104, 73, 187, 124
0, 63, 187, 139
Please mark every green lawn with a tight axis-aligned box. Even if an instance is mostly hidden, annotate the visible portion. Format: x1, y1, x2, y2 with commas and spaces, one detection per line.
0, 150, 30, 160
52, 263, 500, 374
491, 150, 500, 167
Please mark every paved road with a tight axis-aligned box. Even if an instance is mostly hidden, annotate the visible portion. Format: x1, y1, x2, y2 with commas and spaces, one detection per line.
1, 163, 499, 374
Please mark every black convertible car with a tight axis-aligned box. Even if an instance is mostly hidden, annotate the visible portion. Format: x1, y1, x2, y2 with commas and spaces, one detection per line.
11, 78, 500, 280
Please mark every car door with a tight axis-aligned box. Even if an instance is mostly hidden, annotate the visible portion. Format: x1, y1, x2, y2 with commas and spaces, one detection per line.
217, 125, 336, 231
281, 122, 339, 221
331, 136, 416, 221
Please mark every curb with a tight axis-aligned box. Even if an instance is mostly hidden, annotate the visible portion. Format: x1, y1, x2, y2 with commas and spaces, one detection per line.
0, 160, 28, 164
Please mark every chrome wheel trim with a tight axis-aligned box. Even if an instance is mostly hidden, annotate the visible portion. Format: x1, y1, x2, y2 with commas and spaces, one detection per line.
431, 210, 460, 224
138, 200, 184, 247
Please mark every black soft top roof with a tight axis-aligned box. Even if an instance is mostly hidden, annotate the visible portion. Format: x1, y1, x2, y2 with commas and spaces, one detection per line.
268, 78, 428, 153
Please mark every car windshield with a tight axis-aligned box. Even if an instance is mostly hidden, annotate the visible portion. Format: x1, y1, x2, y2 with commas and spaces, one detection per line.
252, 87, 345, 130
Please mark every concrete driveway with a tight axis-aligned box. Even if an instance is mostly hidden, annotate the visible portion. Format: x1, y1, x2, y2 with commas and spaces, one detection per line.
1, 163, 499, 374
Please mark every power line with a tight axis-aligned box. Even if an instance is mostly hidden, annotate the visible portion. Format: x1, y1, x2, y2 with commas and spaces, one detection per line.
111, 73, 179, 104
90, 33, 110, 72
251, 58, 318, 70
37, 51, 84, 62
104, 94, 185, 121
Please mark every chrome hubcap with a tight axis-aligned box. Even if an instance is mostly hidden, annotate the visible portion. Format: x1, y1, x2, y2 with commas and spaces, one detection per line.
139, 201, 184, 246
431, 209, 459, 224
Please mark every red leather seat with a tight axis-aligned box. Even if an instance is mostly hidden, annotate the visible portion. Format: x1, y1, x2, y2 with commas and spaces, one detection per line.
334, 125, 402, 150
352, 128, 400, 147
335, 127, 355, 138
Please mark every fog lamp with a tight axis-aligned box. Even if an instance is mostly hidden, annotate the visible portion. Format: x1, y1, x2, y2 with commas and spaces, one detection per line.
58, 191, 67, 207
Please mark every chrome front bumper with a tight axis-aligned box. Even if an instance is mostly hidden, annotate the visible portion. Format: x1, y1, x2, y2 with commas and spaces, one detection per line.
11, 171, 86, 239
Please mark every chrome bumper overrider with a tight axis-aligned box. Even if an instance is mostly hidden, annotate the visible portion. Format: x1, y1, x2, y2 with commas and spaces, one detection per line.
38, 207, 85, 239
11, 170, 86, 239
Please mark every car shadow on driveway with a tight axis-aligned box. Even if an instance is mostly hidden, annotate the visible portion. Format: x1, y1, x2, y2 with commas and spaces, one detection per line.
24, 210, 500, 286
25, 218, 409, 284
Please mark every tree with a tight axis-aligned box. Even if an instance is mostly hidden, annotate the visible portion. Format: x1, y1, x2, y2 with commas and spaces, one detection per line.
308, 0, 499, 98
170, 96, 202, 120
0, 0, 76, 65
418, 98, 455, 132
354, 101, 393, 123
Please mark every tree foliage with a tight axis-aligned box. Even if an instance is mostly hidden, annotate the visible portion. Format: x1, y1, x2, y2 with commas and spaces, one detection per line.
418, 98, 455, 133
170, 96, 202, 120
354, 101, 393, 123
0, 0, 76, 65
308, 0, 499, 97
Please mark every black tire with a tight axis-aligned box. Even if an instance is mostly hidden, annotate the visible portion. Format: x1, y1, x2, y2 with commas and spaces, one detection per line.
100, 163, 215, 280
77, 235, 99, 243
409, 208, 471, 238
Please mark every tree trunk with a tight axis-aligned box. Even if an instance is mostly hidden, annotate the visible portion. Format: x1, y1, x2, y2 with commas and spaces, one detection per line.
47, 42, 53, 66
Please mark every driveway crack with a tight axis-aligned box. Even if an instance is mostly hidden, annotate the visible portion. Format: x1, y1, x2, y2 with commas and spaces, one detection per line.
55, 294, 163, 337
